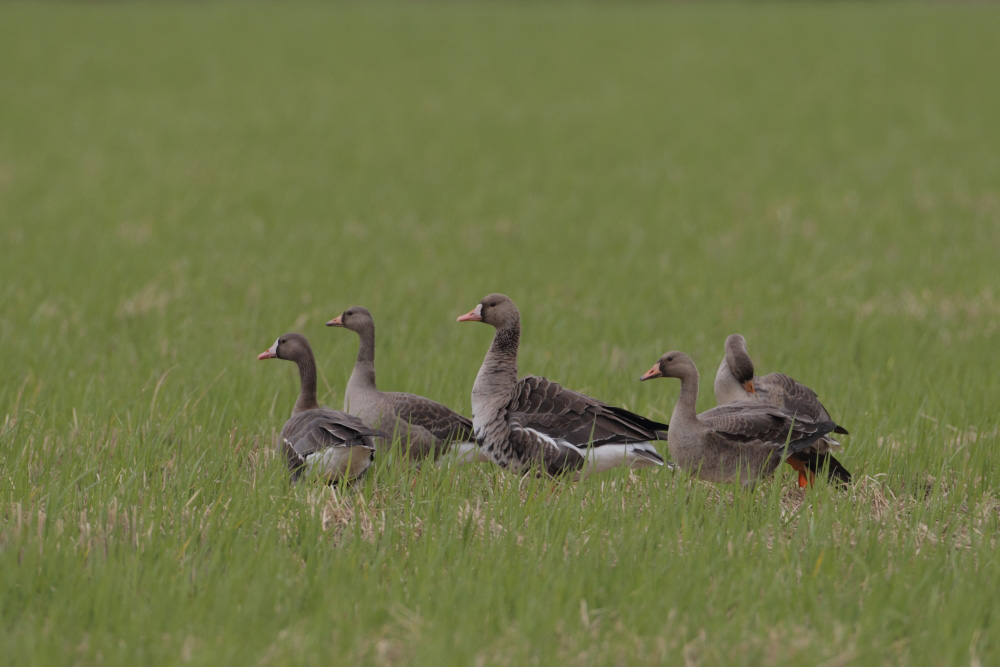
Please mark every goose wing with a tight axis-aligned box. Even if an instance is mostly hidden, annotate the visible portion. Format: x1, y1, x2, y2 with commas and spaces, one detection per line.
757, 372, 848, 435
698, 401, 835, 455
280, 409, 385, 476
508, 375, 668, 447
503, 421, 665, 476
505, 423, 587, 476
383, 391, 474, 442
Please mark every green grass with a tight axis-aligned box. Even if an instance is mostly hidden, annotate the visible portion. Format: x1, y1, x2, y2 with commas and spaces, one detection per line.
2, 1, 999, 664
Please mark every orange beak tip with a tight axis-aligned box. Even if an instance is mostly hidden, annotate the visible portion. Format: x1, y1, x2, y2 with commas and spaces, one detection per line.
639, 367, 661, 382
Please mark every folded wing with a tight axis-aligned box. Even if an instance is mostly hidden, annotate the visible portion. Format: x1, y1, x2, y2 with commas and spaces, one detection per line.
280, 409, 386, 481
384, 391, 474, 442
508, 375, 668, 446
698, 401, 835, 455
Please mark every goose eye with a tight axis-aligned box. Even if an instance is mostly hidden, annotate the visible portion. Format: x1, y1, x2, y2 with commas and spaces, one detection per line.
279, 338, 287, 345
489, 301, 496, 307
666, 355, 674, 362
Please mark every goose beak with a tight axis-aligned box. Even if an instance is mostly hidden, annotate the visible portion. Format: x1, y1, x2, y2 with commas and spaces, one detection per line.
639, 365, 662, 381
327, 315, 344, 327
258, 339, 279, 360
457, 304, 483, 322
743, 380, 756, 394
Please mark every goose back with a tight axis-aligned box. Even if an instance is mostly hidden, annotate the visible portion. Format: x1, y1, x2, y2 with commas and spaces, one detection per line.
383, 391, 474, 442
509, 376, 667, 446
280, 409, 383, 482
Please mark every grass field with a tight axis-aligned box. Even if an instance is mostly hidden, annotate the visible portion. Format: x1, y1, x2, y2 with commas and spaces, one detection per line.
2, 2, 999, 664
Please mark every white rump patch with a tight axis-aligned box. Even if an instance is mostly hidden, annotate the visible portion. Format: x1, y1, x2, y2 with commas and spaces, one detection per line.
305, 444, 372, 481
503, 426, 667, 478
579, 442, 664, 479
435, 442, 490, 467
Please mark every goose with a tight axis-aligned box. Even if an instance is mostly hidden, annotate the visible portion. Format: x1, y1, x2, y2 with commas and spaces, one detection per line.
326, 306, 480, 463
640, 351, 837, 488
258, 332, 385, 483
714, 334, 851, 486
456, 293, 668, 478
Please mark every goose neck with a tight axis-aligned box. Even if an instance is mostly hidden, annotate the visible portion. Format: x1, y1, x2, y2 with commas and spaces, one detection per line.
671, 367, 701, 426
293, 349, 320, 415
485, 321, 520, 380
713, 357, 740, 404
349, 325, 377, 391
472, 321, 521, 406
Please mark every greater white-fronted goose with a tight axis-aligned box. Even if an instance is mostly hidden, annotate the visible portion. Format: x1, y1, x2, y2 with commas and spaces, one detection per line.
456, 293, 667, 478
258, 333, 385, 483
326, 307, 479, 463
714, 334, 851, 486
640, 351, 837, 488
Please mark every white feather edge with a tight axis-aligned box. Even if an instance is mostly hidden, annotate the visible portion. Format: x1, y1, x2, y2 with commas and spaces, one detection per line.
284, 439, 373, 481
515, 426, 664, 478
435, 442, 490, 466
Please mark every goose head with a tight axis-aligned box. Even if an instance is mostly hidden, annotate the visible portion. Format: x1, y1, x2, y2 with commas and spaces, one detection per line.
327, 306, 375, 335
258, 332, 313, 363
456, 293, 519, 329
640, 351, 697, 382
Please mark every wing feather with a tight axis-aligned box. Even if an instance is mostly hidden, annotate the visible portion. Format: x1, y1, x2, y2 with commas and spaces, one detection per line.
508, 376, 668, 447
509, 424, 586, 476
280, 408, 385, 478
699, 401, 835, 455
383, 391, 474, 442
756, 372, 849, 435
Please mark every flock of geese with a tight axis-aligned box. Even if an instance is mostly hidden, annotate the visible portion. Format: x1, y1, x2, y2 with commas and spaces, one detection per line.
258, 293, 851, 489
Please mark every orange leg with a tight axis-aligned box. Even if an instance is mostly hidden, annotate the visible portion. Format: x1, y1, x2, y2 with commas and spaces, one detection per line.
785, 458, 816, 488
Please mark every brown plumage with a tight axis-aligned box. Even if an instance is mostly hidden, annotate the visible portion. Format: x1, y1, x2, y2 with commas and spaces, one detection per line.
258, 333, 385, 482
327, 307, 477, 462
641, 351, 836, 488
508, 375, 669, 447
714, 334, 850, 486
458, 293, 668, 477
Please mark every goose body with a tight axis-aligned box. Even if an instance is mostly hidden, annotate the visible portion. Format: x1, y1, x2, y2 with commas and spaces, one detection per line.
258, 333, 383, 483
458, 294, 668, 478
328, 307, 477, 462
714, 334, 850, 485
277, 409, 379, 482
641, 351, 836, 488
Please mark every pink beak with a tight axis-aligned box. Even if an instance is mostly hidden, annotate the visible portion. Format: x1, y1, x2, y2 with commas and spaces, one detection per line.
327, 315, 343, 327
258, 350, 277, 360
456, 307, 482, 322
639, 365, 662, 381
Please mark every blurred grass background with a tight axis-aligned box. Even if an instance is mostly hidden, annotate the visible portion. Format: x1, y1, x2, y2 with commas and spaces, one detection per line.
1, 2, 998, 664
